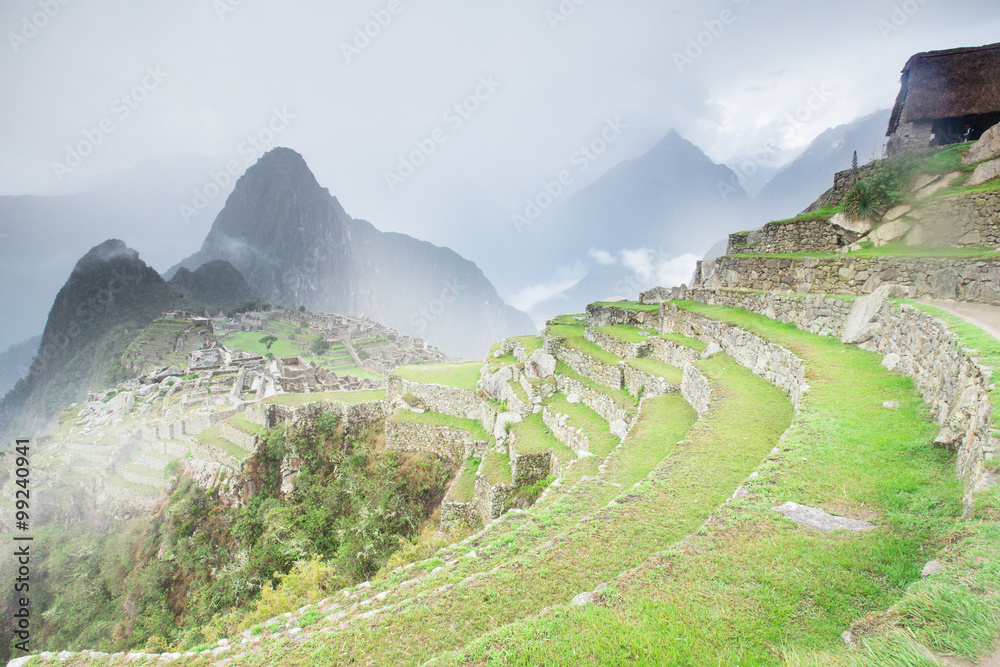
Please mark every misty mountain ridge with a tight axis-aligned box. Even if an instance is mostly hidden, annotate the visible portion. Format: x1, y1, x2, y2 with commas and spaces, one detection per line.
508, 129, 753, 323
753, 109, 892, 220
171, 147, 533, 358
0, 154, 232, 352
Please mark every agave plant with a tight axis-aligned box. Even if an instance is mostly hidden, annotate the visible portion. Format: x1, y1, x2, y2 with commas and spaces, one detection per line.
843, 180, 883, 221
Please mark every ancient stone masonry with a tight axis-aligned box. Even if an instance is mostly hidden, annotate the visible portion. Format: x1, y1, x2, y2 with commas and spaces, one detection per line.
681, 364, 712, 417
907, 192, 1000, 247
681, 287, 996, 516
660, 304, 809, 411
387, 376, 481, 420
584, 328, 650, 359
705, 255, 1000, 305
384, 420, 488, 463
555, 373, 634, 432
585, 303, 658, 328
648, 337, 701, 367
726, 217, 860, 256
542, 406, 593, 457
623, 364, 679, 400
548, 342, 624, 391
473, 473, 517, 522
266, 399, 389, 435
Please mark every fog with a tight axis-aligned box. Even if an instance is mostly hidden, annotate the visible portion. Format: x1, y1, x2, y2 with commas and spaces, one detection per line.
1, 0, 999, 348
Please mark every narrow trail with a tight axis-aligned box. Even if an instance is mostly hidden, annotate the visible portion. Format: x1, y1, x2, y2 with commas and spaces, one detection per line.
924, 298, 1000, 343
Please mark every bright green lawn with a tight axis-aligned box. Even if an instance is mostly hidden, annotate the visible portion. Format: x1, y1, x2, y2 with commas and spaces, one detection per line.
391, 362, 483, 392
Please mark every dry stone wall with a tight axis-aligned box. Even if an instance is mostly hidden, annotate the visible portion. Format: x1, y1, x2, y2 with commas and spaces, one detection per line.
648, 337, 701, 367
584, 328, 649, 359
542, 406, 593, 457
555, 373, 633, 430
623, 364, 679, 400
681, 364, 712, 417
473, 473, 516, 522
727, 218, 856, 255
387, 376, 481, 420
684, 287, 996, 515
551, 343, 624, 390
706, 255, 1000, 305
660, 304, 809, 410
384, 420, 486, 463
219, 422, 259, 452
908, 192, 1000, 247
585, 304, 658, 328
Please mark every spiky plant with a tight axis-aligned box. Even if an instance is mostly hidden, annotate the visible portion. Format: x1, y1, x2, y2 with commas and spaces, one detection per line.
843, 180, 882, 221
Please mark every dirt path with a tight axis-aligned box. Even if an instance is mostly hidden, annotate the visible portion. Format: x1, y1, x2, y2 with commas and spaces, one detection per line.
923, 298, 1000, 343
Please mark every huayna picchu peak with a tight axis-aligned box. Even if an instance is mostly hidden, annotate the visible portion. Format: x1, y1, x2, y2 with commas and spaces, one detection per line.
170, 148, 533, 359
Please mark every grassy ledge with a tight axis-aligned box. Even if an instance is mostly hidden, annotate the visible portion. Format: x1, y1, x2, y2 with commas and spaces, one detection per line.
263, 390, 386, 406
390, 362, 483, 392
390, 410, 490, 442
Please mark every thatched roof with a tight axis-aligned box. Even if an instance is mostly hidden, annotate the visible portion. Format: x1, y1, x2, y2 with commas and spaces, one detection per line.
887, 42, 1000, 136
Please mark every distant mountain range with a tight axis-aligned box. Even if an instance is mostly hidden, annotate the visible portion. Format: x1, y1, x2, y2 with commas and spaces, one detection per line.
169, 148, 533, 358
504, 130, 755, 323
0, 154, 231, 352
754, 109, 892, 221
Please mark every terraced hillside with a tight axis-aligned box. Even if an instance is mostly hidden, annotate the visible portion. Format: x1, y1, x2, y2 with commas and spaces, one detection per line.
16, 289, 999, 665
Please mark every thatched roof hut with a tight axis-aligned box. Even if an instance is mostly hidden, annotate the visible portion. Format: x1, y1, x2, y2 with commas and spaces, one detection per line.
886, 42, 1000, 154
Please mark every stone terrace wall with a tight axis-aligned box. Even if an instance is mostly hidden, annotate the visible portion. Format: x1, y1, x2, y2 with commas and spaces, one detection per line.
727, 218, 857, 256
685, 287, 995, 515
707, 255, 1000, 305
551, 343, 624, 390
542, 406, 593, 457
267, 400, 389, 434
648, 337, 701, 367
585, 304, 658, 328
219, 422, 259, 452
473, 473, 516, 522
584, 328, 650, 359
555, 373, 633, 434
661, 304, 808, 410
384, 420, 483, 463
623, 364, 679, 400
681, 364, 712, 417
388, 376, 481, 420
441, 497, 479, 530
807, 162, 879, 211
910, 192, 1000, 248
183, 406, 242, 436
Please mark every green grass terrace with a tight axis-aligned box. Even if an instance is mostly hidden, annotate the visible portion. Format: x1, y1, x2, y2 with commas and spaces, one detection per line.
390, 361, 483, 392
389, 409, 491, 442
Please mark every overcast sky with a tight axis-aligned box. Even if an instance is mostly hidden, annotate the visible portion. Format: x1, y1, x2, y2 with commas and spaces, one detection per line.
2, 0, 999, 270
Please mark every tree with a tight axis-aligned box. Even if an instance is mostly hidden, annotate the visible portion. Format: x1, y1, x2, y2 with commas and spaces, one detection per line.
259, 335, 278, 350
310, 337, 331, 356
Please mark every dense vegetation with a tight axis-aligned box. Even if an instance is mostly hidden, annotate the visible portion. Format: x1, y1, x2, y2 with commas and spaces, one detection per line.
0, 413, 453, 657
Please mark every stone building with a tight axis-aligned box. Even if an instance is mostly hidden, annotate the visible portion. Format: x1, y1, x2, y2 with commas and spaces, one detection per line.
887, 42, 1000, 155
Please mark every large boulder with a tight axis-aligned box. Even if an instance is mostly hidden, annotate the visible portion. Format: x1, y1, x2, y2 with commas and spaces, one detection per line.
963, 122, 1000, 164
526, 350, 557, 379
841, 284, 892, 344
867, 220, 911, 247
829, 212, 874, 235
967, 157, 1000, 186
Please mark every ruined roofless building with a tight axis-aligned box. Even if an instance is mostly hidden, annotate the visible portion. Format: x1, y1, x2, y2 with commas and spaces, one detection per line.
886, 42, 1000, 155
